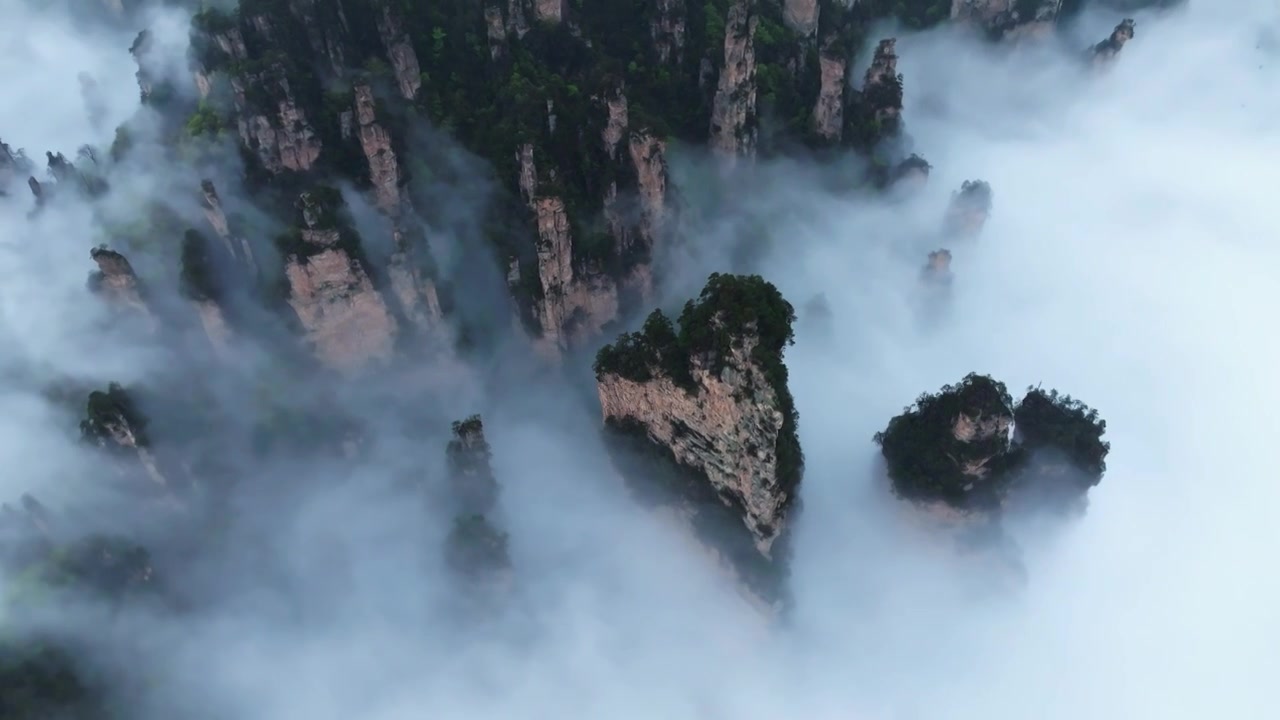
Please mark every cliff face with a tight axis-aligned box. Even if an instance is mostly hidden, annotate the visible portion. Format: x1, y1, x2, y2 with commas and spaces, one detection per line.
88, 247, 157, 330
594, 273, 801, 606
280, 191, 398, 372
1089, 18, 1136, 65
231, 64, 324, 174
598, 341, 789, 551
353, 84, 403, 214
813, 49, 847, 141
182, 0, 927, 357
651, 0, 687, 64
80, 383, 171, 489
442, 416, 512, 584
709, 1, 759, 161
783, 0, 820, 38
943, 179, 993, 239
951, 0, 1064, 39
373, 1, 423, 100
863, 39, 903, 131
200, 179, 258, 278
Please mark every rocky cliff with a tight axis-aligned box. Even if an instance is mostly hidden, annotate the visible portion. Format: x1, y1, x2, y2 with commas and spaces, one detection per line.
80, 382, 172, 490
594, 273, 801, 606
88, 246, 157, 331
874, 373, 1110, 519
951, 0, 1064, 40
943, 179, 993, 239
710, 1, 759, 161
442, 416, 511, 583
1089, 18, 1137, 65
278, 190, 399, 372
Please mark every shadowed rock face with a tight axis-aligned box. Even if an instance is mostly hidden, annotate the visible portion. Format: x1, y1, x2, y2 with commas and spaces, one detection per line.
442, 416, 512, 586
875, 373, 1110, 519
1089, 18, 1137, 65
922, 249, 954, 286
944, 179, 993, 238
594, 274, 801, 607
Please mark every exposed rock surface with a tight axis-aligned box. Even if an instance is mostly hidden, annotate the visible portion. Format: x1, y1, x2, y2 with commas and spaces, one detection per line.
353, 84, 403, 214
813, 49, 847, 141
231, 65, 323, 174
1088, 18, 1136, 65
875, 373, 1110, 517
709, 1, 759, 161
89, 247, 156, 328
628, 131, 671, 253
651, 0, 687, 64
280, 191, 398, 372
943, 179, 993, 238
387, 228, 445, 338
81, 383, 170, 489
532, 0, 566, 24
783, 0, 820, 38
951, 0, 1064, 40
200, 180, 258, 277
442, 416, 512, 584
374, 1, 423, 99
180, 229, 235, 356
594, 274, 802, 606
515, 144, 620, 353
890, 154, 931, 190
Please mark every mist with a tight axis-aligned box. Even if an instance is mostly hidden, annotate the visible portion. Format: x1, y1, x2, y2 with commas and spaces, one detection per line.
1, 1, 1277, 718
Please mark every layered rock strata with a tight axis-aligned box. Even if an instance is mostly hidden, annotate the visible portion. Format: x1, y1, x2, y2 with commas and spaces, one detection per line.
279, 191, 398, 372
594, 273, 802, 607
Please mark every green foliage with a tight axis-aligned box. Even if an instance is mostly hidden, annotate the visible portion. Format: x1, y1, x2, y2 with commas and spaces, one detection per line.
0, 639, 102, 720
1014, 387, 1110, 483
874, 373, 1016, 508
594, 273, 802, 494
184, 102, 224, 138
874, 374, 1112, 509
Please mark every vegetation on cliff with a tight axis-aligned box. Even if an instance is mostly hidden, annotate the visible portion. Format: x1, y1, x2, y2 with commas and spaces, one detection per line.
874, 373, 1109, 510
594, 272, 802, 501
442, 415, 509, 578
80, 383, 149, 448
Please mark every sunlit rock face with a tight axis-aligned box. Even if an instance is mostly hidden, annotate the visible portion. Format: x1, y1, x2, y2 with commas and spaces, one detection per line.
594, 274, 802, 609
875, 374, 1111, 522
709, 0, 758, 162
88, 247, 158, 332
279, 191, 399, 373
